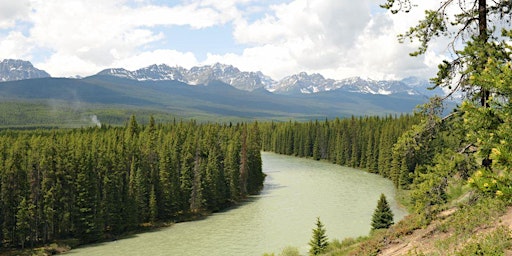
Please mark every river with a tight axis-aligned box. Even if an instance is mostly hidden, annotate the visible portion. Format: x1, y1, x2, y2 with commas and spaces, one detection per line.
66, 152, 407, 255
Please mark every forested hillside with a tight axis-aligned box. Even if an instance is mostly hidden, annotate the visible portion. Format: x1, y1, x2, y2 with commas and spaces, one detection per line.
260, 114, 419, 187
0, 75, 436, 127
0, 117, 264, 249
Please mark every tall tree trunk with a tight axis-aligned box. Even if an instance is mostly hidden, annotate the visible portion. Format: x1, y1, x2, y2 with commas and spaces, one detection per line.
478, 0, 487, 41
479, 0, 490, 108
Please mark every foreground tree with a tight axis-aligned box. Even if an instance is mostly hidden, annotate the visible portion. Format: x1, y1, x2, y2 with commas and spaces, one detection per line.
371, 193, 394, 230
308, 217, 329, 255
382, 0, 512, 106
382, 0, 512, 204
462, 35, 512, 200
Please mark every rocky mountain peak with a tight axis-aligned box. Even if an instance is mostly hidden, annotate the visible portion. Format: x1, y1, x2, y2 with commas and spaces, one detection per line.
95, 62, 444, 97
96, 63, 271, 91
0, 59, 51, 82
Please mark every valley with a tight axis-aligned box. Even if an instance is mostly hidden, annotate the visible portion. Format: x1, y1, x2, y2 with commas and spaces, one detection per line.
0, 60, 446, 127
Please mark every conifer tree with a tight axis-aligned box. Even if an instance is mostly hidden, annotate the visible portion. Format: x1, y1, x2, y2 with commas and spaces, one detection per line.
225, 136, 241, 200
371, 193, 394, 230
308, 217, 329, 255
149, 187, 158, 223
16, 197, 35, 248
158, 140, 174, 219
246, 122, 264, 195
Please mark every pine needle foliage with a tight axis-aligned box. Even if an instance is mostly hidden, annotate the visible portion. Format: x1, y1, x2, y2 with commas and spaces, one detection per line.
371, 193, 394, 230
308, 217, 329, 255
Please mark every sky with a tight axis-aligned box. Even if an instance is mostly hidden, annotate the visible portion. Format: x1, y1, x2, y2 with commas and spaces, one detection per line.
0, 0, 448, 80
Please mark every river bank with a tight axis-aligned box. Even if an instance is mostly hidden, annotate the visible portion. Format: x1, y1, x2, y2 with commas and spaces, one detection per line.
60, 152, 406, 256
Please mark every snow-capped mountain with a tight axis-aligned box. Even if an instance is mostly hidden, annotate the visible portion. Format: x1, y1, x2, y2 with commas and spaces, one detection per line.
97, 63, 274, 91
98, 63, 442, 96
0, 59, 50, 82
270, 72, 339, 94
272, 72, 443, 97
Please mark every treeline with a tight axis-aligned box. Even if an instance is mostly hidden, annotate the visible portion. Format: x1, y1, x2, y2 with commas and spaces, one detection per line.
0, 116, 264, 248
260, 115, 420, 187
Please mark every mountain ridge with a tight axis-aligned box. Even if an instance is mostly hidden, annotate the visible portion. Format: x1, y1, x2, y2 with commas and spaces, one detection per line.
97, 63, 275, 92
95, 63, 443, 97
0, 74, 439, 126
0, 59, 51, 82
0, 59, 443, 97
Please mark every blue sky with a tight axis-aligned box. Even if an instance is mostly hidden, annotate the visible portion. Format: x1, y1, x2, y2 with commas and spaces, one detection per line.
0, 0, 444, 80
158, 24, 244, 59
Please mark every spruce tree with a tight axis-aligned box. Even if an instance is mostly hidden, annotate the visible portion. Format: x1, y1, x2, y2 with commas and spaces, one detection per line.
16, 197, 35, 248
371, 193, 394, 230
308, 217, 329, 255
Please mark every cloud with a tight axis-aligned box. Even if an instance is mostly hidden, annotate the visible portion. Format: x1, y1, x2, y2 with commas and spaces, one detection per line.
211, 0, 420, 79
222, 0, 447, 80
37, 53, 104, 78
205, 44, 297, 80
228, 0, 374, 77
113, 49, 199, 70
0, 31, 32, 59
0, 0, 446, 81
19, 0, 238, 76
0, 0, 31, 29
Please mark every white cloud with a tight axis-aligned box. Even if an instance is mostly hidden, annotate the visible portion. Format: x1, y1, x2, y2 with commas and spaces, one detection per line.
37, 53, 103, 78
223, 0, 448, 80
205, 44, 297, 80
113, 49, 199, 70
0, 0, 30, 29
0, 32, 32, 59
214, 0, 429, 80
229, 0, 373, 78
17, 0, 242, 76
0, 0, 447, 81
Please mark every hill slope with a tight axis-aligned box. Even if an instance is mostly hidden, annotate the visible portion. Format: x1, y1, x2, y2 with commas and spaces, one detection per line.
0, 75, 436, 127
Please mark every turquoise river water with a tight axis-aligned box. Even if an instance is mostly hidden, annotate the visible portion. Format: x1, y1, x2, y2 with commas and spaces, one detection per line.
66, 152, 407, 255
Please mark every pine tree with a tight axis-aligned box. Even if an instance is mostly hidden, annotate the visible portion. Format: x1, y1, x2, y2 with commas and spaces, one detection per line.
225, 135, 241, 201
371, 193, 394, 230
308, 217, 329, 255
74, 149, 101, 243
246, 122, 264, 195
16, 197, 35, 249
149, 187, 158, 223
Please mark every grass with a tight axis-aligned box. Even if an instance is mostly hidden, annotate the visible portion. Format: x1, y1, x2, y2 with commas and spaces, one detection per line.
455, 226, 512, 255
433, 196, 508, 254
309, 190, 512, 256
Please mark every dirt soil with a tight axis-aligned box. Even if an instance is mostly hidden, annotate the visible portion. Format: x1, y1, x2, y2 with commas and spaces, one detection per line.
378, 207, 512, 255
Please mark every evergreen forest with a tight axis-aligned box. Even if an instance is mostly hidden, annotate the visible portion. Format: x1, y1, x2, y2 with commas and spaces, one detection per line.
2, 91, 512, 254
0, 116, 264, 249
0, 111, 425, 252
259, 114, 420, 187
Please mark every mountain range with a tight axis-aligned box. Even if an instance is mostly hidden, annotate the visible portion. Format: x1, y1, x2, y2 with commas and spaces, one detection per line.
97, 63, 444, 97
0, 59, 447, 126
0, 59, 443, 97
